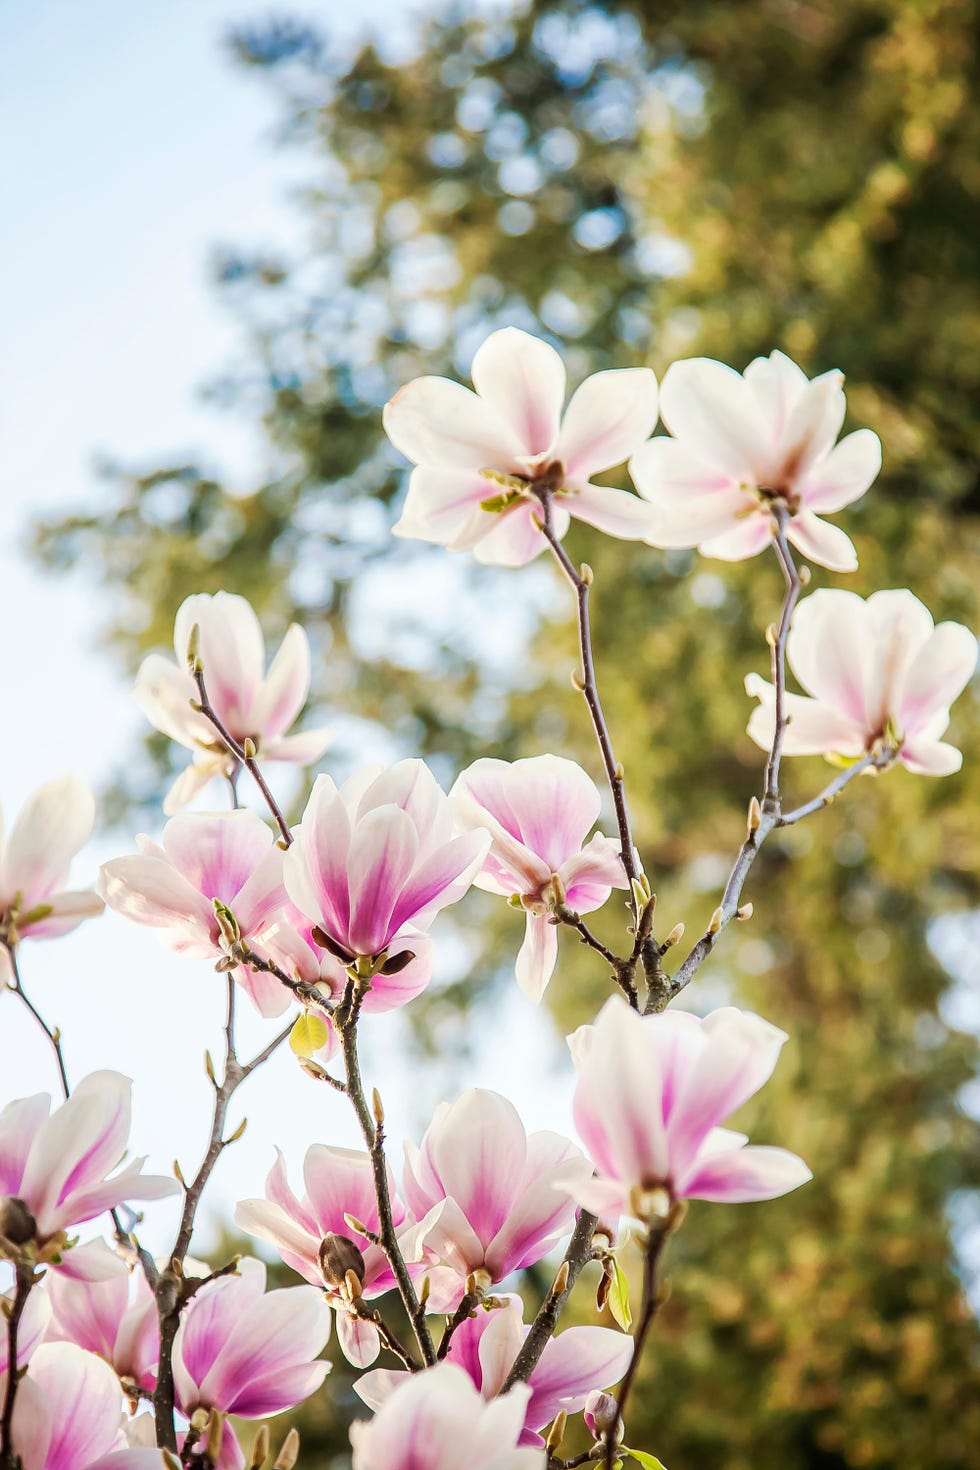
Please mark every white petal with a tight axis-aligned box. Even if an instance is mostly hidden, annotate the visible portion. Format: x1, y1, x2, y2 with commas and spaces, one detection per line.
556, 367, 658, 480
471, 327, 566, 457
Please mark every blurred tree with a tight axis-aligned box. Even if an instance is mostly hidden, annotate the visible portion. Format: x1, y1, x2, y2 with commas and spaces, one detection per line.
33, 1, 980, 1465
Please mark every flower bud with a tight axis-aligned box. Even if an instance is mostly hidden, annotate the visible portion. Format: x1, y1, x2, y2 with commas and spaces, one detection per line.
317, 1232, 366, 1290
0, 1196, 37, 1247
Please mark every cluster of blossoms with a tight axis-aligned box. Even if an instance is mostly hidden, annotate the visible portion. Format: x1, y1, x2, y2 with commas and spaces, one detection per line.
2, 326, 974, 1470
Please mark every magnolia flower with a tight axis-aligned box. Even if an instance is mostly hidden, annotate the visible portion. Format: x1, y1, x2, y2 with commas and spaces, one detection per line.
450, 756, 627, 1001
259, 907, 434, 1016
630, 350, 881, 571
46, 1241, 158, 1396
383, 326, 658, 567
350, 1361, 543, 1470
235, 1145, 415, 1367
0, 776, 103, 983
173, 1257, 330, 1468
6, 1341, 166, 1470
134, 591, 330, 813
745, 588, 978, 777
0, 1072, 177, 1252
357, 1295, 632, 1447
284, 761, 489, 972
404, 1089, 592, 1307
560, 998, 811, 1223
99, 810, 291, 1017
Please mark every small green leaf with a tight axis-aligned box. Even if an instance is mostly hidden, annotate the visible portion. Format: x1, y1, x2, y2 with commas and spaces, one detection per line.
624, 1450, 667, 1470
608, 1257, 632, 1331
289, 1013, 329, 1058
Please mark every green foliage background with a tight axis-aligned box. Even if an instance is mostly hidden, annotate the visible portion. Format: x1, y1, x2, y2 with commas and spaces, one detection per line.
33, 2, 980, 1465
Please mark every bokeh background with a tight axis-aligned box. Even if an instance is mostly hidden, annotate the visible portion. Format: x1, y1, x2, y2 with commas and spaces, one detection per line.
4, 1, 980, 1465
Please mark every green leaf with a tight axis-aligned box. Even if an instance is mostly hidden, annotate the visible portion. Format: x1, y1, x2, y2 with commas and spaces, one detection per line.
608, 1257, 632, 1331
289, 1012, 329, 1058
624, 1450, 667, 1470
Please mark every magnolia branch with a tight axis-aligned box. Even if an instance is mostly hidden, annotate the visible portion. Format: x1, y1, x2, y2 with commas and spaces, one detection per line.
152, 977, 291, 1449
336, 977, 436, 1367
189, 663, 293, 846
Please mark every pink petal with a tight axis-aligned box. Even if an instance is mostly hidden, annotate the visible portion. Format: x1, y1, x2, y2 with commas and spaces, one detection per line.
663, 1009, 788, 1180
799, 428, 881, 513
786, 590, 873, 723
99, 854, 215, 951
471, 500, 559, 567
133, 654, 212, 751
680, 1142, 812, 1203
900, 738, 964, 776
898, 619, 977, 736
744, 675, 868, 758
5, 776, 96, 909
564, 483, 657, 540
383, 376, 525, 469
337, 1309, 381, 1368
20, 889, 104, 941
526, 1325, 633, 1429
471, 328, 566, 458
785, 511, 858, 572
425, 1090, 528, 1248
556, 368, 658, 480
658, 357, 769, 478
25, 1343, 126, 1470
250, 622, 312, 738
515, 913, 559, 1003
161, 810, 274, 905
697, 513, 773, 561
392, 465, 500, 549
174, 592, 266, 732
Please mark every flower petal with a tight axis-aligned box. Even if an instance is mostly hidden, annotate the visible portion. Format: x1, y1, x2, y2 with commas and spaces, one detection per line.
556, 368, 658, 480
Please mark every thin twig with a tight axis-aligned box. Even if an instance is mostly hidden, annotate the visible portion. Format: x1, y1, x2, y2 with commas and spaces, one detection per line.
0, 1262, 34, 1470
191, 665, 292, 846
336, 978, 436, 1367
604, 1225, 670, 1470
502, 1211, 597, 1390
152, 976, 290, 1448
534, 490, 643, 930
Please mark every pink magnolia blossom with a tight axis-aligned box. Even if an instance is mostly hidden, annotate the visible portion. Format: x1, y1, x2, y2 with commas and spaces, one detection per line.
350, 1361, 543, 1470
404, 1089, 592, 1307
559, 998, 811, 1223
357, 1295, 631, 1447
46, 1241, 158, 1396
134, 591, 330, 813
260, 906, 434, 1016
450, 756, 627, 1000
745, 588, 978, 777
283, 761, 489, 970
7, 1341, 165, 1470
173, 1257, 330, 1469
235, 1146, 416, 1367
630, 350, 881, 571
0, 776, 103, 983
99, 810, 291, 1017
383, 327, 658, 567
0, 1072, 177, 1249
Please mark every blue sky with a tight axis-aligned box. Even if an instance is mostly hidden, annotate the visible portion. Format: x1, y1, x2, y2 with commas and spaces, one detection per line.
0, 0, 569, 1250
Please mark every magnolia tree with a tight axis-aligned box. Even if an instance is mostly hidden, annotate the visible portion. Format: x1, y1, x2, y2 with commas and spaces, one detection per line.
1, 329, 975, 1470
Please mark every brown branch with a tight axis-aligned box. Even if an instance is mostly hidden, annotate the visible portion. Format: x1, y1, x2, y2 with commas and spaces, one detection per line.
190, 665, 292, 846
336, 978, 436, 1367
534, 491, 644, 937
0, 1262, 34, 1470
152, 977, 290, 1448
502, 1211, 597, 1390
604, 1225, 671, 1470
